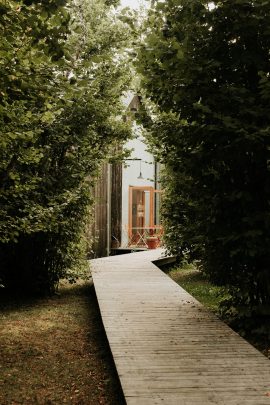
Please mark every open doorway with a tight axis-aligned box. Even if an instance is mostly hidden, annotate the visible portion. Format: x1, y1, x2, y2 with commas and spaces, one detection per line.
128, 186, 163, 247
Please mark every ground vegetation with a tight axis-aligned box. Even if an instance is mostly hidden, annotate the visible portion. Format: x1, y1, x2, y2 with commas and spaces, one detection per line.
0, 281, 125, 404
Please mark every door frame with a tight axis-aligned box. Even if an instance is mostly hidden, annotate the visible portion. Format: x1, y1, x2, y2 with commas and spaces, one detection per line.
129, 186, 163, 238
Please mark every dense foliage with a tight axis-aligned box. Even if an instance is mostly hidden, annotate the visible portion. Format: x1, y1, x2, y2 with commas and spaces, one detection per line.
137, 0, 270, 330
0, 0, 130, 294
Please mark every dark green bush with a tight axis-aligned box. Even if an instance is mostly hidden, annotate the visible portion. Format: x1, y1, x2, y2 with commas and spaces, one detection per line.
137, 0, 270, 325
0, 0, 131, 294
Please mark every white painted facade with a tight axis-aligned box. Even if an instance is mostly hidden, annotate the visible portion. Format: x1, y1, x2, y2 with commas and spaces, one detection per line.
121, 123, 155, 246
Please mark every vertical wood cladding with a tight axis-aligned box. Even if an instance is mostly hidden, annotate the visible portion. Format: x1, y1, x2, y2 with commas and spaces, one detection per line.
91, 164, 108, 258
91, 162, 122, 257
111, 162, 122, 246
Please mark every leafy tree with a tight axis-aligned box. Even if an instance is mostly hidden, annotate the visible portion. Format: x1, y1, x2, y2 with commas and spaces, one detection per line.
0, 0, 131, 294
137, 0, 270, 329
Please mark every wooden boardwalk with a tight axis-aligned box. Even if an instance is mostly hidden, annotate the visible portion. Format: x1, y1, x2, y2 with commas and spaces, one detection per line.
91, 249, 270, 405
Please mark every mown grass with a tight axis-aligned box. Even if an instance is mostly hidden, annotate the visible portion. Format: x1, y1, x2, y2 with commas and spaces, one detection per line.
168, 263, 270, 359
0, 280, 125, 405
168, 263, 228, 314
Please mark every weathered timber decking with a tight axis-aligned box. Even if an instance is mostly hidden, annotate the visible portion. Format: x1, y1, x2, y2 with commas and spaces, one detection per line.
91, 249, 270, 405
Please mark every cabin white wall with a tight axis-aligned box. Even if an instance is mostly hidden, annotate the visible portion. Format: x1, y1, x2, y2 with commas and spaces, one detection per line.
121, 130, 155, 247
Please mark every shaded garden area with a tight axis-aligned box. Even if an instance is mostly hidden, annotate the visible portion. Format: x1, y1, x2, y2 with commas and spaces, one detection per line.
0, 281, 125, 405
168, 265, 270, 360
137, 0, 270, 341
1, 0, 270, 401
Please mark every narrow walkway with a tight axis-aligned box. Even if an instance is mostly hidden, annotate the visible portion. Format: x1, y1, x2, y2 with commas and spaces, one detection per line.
91, 249, 270, 405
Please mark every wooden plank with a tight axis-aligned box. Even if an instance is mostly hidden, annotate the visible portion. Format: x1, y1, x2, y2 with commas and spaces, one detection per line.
91, 249, 270, 405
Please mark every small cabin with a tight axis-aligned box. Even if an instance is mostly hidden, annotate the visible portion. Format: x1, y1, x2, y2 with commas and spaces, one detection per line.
91, 94, 162, 258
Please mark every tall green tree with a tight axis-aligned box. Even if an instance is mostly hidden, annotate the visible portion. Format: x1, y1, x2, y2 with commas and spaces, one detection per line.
137, 0, 270, 327
0, 0, 131, 294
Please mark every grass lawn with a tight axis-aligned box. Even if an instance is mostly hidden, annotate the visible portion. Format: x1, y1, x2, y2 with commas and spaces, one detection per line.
168, 263, 227, 314
168, 264, 270, 360
0, 280, 125, 405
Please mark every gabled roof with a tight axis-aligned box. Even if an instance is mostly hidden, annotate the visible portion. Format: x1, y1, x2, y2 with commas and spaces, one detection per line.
122, 92, 140, 111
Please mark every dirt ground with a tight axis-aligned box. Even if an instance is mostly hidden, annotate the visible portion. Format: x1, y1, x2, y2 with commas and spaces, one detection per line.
0, 281, 126, 405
